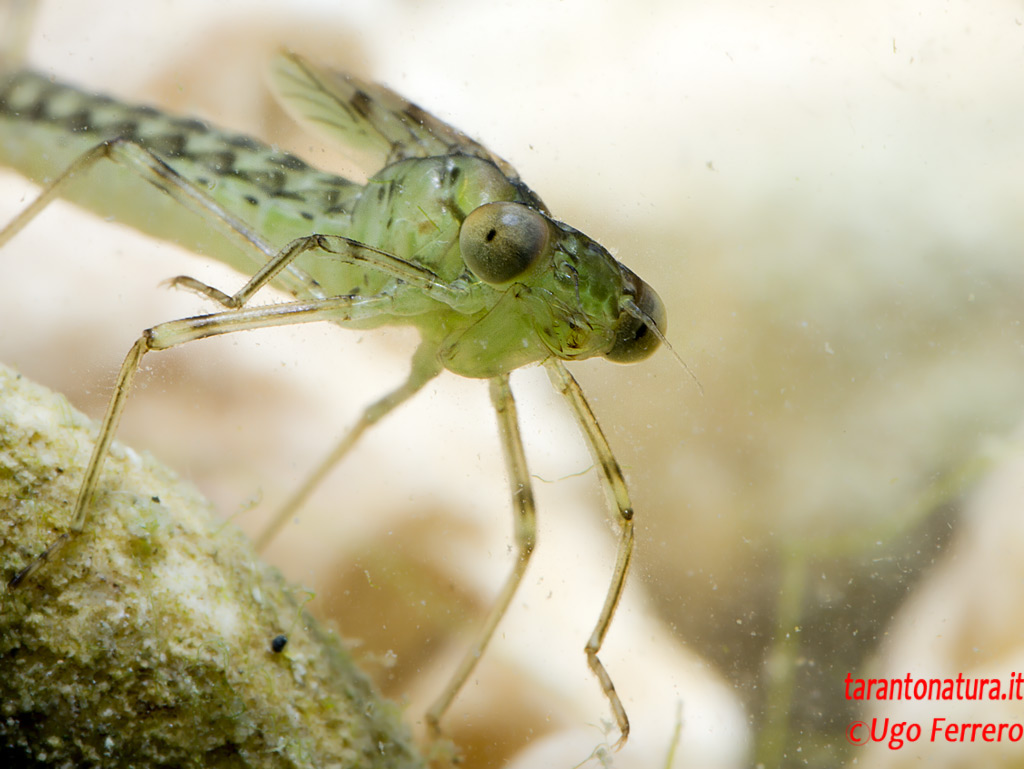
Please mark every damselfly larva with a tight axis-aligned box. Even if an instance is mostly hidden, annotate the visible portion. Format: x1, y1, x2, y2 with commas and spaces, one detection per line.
0, 49, 667, 746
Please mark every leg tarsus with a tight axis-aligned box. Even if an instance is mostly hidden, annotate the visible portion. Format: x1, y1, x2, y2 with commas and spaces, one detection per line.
7, 533, 70, 590
6, 334, 150, 591
165, 275, 238, 308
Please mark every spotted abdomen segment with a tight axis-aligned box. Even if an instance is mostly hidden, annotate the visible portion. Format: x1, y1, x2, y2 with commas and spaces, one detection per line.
0, 69, 362, 256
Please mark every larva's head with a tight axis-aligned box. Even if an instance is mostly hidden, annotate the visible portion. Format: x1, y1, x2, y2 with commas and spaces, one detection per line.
457, 199, 665, 365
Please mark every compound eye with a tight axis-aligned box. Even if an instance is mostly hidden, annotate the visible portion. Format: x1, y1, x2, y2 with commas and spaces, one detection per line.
604, 269, 666, 363
460, 202, 549, 285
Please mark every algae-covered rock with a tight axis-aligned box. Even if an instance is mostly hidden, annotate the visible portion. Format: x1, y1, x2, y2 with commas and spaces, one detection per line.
0, 363, 424, 769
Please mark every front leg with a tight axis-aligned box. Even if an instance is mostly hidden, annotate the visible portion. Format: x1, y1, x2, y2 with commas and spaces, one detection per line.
6, 292, 397, 590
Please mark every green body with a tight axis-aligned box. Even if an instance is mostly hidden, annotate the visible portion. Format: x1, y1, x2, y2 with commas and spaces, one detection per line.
0, 55, 663, 378
0, 51, 661, 745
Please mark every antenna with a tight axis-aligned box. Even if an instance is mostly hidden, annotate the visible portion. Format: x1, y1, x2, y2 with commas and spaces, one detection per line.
624, 299, 704, 396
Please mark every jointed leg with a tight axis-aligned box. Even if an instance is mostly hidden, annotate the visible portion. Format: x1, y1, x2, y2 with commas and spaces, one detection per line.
0, 137, 327, 301
425, 374, 537, 735
1, 140, 475, 587
6, 293, 394, 590
170, 231, 464, 314
546, 359, 634, 748
6, 335, 148, 589
254, 342, 442, 551
0, 139, 470, 313
1, 139, 268, 258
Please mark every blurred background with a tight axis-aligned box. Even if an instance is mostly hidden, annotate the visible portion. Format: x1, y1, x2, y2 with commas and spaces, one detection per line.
2, 1, 1024, 767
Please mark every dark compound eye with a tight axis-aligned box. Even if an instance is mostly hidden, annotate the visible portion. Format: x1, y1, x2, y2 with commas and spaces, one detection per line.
271, 635, 288, 653
604, 267, 666, 363
460, 201, 549, 285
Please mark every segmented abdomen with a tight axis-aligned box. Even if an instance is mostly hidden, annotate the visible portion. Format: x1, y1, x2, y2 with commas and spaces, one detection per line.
0, 69, 363, 276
